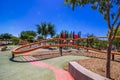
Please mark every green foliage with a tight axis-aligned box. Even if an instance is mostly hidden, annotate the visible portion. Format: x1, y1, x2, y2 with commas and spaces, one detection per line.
53, 34, 60, 38
36, 22, 55, 39
87, 34, 95, 48
20, 30, 36, 42
0, 33, 12, 40
48, 23, 55, 37
36, 22, 48, 39
77, 33, 108, 50
64, 0, 120, 78
11, 37, 20, 45
114, 27, 120, 36
112, 28, 120, 51
0, 35, 2, 39
37, 36, 43, 40
93, 39, 107, 50
107, 27, 120, 51
1, 46, 7, 51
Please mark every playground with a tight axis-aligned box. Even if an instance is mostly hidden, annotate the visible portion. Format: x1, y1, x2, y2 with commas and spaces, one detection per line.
1, 45, 120, 80
1, 34, 120, 80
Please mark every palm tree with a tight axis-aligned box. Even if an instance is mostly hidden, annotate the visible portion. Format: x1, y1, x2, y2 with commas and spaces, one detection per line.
48, 23, 55, 38
36, 22, 48, 39
36, 22, 55, 39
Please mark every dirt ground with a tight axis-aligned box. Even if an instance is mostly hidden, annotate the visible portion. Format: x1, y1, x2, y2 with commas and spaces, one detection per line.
41, 49, 120, 80
77, 58, 120, 80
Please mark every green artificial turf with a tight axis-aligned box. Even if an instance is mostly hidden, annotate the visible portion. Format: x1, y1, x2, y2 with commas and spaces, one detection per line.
0, 46, 89, 80
0, 46, 55, 80
42, 55, 89, 69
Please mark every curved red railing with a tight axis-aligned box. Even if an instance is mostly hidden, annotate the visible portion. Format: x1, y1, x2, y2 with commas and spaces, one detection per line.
12, 37, 120, 55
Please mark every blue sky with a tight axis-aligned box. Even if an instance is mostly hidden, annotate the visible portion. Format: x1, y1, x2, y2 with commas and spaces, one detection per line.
0, 0, 108, 37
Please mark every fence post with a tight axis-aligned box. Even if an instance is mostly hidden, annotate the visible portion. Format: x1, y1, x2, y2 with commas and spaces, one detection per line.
12, 53, 15, 58
112, 54, 114, 61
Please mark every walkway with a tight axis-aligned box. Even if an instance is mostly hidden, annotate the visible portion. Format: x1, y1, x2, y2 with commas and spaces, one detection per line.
23, 52, 74, 80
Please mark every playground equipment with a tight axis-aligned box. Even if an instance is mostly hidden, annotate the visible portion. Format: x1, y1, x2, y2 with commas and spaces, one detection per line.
12, 36, 120, 61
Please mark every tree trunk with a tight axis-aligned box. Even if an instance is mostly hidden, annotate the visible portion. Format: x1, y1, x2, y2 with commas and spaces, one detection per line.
44, 36, 46, 46
6, 39, 8, 45
106, 40, 112, 78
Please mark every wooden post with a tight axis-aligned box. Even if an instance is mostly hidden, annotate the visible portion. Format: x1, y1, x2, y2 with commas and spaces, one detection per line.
111, 45, 116, 61
59, 39, 63, 56
87, 39, 88, 52
12, 53, 15, 58
112, 54, 114, 61
59, 47, 62, 56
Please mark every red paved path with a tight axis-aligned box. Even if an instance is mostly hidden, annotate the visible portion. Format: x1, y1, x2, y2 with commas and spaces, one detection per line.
23, 53, 74, 80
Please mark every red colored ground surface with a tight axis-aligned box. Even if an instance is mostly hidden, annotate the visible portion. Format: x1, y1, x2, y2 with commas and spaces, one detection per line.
23, 52, 74, 80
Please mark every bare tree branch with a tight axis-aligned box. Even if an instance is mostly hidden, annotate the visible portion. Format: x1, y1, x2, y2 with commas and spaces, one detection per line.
106, 1, 111, 30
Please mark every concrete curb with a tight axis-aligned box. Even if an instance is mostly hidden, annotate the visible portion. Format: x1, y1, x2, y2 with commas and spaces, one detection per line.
69, 62, 111, 80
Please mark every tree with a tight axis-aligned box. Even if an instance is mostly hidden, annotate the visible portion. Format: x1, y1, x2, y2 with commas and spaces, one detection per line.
11, 36, 20, 45
37, 36, 43, 40
0, 33, 12, 40
0, 33, 12, 44
64, 0, 120, 78
20, 31, 36, 42
36, 22, 48, 39
48, 23, 55, 37
87, 34, 95, 48
36, 22, 55, 39
0, 35, 2, 39
53, 34, 60, 38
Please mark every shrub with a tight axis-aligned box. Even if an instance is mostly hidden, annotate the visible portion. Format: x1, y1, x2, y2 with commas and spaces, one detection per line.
1, 46, 7, 51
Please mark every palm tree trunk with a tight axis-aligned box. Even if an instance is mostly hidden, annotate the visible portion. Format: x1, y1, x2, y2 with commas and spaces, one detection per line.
44, 35, 47, 46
